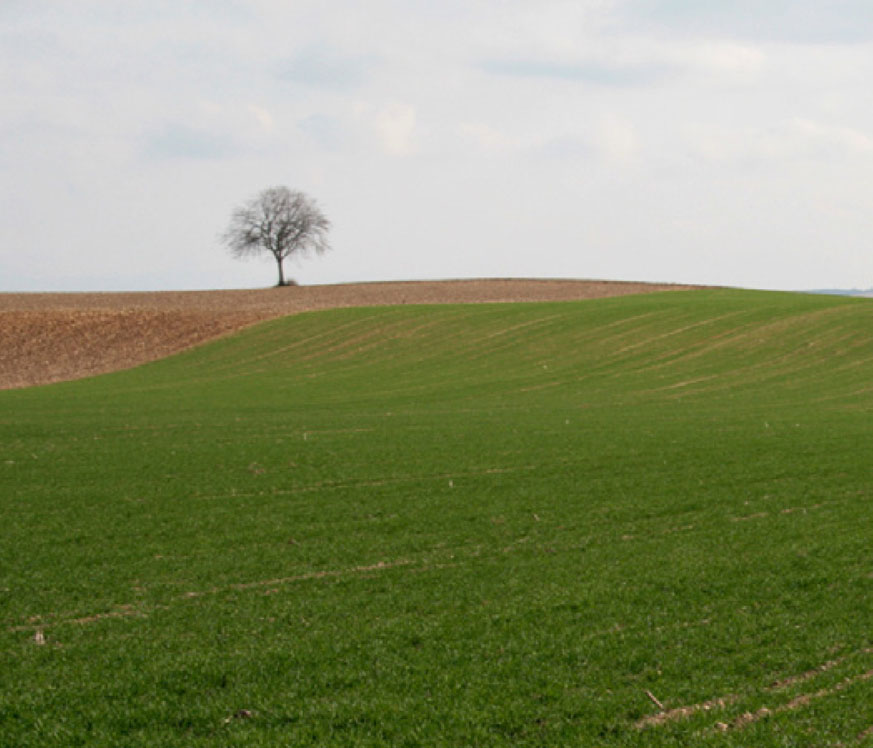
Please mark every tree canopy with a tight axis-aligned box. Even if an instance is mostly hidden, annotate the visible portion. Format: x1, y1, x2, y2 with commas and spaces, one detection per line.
222, 186, 330, 286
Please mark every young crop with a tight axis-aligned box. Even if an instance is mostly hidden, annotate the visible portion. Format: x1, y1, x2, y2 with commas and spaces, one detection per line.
2, 289, 873, 745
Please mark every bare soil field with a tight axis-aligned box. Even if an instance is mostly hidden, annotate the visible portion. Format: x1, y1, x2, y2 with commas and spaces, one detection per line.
0, 278, 699, 389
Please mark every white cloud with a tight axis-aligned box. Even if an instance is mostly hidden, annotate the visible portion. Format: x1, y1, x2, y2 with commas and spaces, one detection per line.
689, 42, 764, 77
458, 122, 523, 151
372, 103, 417, 157
688, 118, 873, 163
790, 119, 873, 155
248, 105, 275, 133
593, 114, 638, 163
458, 115, 636, 165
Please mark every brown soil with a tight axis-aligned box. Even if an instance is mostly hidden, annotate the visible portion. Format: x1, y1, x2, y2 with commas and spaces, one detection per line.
0, 278, 699, 390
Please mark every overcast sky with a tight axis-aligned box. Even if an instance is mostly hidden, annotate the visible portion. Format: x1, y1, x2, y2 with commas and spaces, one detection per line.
3, 1, 873, 292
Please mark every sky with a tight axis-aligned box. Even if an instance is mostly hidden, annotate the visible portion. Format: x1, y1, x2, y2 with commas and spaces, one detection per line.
3, 1, 873, 292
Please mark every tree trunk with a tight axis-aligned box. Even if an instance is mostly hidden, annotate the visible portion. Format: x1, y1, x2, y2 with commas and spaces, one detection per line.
276, 257, 286, 286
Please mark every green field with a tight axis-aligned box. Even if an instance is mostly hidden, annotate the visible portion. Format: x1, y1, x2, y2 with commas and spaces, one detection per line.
3, 288, 873, 746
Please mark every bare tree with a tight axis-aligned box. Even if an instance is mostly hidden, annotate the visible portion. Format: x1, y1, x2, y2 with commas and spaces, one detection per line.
222, 186, 331, 286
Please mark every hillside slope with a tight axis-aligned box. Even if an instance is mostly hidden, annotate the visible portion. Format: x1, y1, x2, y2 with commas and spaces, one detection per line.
4, 288, 873, 746
0, 279, 695, 389
96, 287, 873, 411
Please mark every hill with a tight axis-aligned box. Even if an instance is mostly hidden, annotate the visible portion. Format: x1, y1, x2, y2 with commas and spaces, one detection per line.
0, 278, 694, 389
3, 287, 873, 745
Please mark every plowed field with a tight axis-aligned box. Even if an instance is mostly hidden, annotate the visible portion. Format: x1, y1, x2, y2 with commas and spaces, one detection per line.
0, 278, 696, 389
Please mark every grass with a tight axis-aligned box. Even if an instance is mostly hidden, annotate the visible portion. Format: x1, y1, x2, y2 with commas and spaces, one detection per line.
3, 287, 873, 745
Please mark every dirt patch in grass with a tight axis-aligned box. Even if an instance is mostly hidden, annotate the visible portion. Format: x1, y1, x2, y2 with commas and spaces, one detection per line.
634, 695, 739, 728
0, 278, 700, 389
